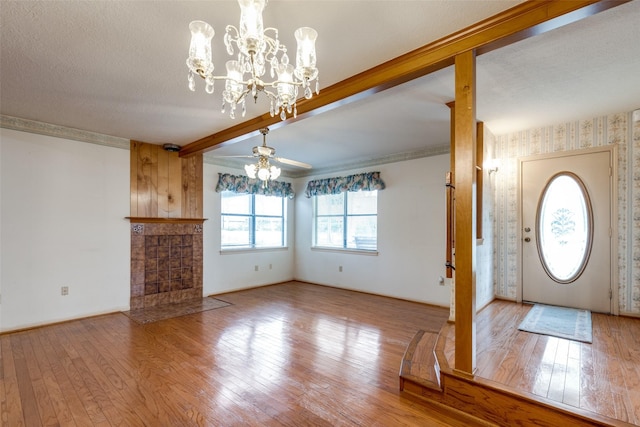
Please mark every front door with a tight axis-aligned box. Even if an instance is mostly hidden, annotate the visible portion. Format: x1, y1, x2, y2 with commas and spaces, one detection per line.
520, 147, 613, 313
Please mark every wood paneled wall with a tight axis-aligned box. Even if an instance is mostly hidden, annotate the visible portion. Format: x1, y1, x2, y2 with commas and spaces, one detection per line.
130, 141, 203, 218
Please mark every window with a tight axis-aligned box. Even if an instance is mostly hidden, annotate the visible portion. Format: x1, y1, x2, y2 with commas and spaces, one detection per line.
221, 191, 285, 249
537, 173, 592, 283
313, 191, 378, 250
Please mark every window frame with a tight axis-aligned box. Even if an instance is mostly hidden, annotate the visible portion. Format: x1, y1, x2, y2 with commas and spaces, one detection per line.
312, 190, 378, 252
220, 191, 287, 251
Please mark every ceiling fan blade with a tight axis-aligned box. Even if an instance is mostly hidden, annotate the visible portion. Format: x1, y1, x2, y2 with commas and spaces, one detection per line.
211, 155, 254, 159
274, 157, 312, 169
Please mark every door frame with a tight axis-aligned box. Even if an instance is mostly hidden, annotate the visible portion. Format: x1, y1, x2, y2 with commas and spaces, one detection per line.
516, 145, 618, 314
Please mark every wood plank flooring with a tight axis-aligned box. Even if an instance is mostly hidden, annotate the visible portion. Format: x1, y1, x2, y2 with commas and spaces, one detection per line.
442, 300, 640, 425
1, 281, 492, 426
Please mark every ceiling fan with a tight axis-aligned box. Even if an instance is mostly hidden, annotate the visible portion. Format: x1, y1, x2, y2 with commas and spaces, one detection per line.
218, 127, 312, 182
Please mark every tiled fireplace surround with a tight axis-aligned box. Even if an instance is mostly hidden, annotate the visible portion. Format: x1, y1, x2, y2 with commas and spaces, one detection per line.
130, 221, 204, 310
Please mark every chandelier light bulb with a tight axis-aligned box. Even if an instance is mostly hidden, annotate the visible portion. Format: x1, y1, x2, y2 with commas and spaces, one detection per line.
238, 0, 265, 49
276, 64, 296, 119
295, 27, 317, 70
187, 21, 215, 78
223, 60, 245, 105
186, 0, 319, 120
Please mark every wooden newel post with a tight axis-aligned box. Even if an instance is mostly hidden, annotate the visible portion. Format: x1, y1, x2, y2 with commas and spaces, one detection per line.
453, 50, 477, 376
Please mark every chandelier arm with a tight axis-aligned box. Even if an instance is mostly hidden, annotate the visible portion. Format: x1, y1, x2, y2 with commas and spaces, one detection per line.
196, 73, 253, 87
263, 28, 279, 39
261, 88, 278, 101
225, 25, 239, 38
261, 80, 304, 89
262, 29, 285, 53
233, 87, 253, 105
263, 39, 279, 58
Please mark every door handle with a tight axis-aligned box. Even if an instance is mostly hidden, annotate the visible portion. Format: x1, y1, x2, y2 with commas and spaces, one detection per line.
524, 237, 531, 242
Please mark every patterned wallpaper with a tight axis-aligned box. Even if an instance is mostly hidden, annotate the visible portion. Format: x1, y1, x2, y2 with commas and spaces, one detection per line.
490, 110, 640, 315
477, 127, 497, 311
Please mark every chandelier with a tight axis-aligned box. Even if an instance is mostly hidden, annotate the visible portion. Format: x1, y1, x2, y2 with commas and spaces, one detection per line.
186, 0, 319, 120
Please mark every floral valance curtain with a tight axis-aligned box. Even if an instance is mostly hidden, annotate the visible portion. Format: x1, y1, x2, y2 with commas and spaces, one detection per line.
215, 173, 295, 199
304, 171, 386, 198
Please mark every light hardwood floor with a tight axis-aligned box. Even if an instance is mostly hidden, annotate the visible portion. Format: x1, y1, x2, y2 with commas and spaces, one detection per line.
442, 300, 640, 425
2, 281, 491, 426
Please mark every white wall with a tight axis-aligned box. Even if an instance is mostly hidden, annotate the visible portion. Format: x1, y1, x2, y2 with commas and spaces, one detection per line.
202, 163, 296, 296
293, 155, 452, 307
0, 129, 130, 331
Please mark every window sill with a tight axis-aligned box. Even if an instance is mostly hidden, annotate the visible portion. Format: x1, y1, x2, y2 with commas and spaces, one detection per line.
220, 246, 288, 255
311, 246, 379, 256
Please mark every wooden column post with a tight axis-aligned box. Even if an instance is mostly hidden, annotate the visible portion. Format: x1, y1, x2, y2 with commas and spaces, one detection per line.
453, 50, 477, 375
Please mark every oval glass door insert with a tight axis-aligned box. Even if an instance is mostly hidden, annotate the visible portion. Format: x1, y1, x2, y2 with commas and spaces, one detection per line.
536, 172, 593, 283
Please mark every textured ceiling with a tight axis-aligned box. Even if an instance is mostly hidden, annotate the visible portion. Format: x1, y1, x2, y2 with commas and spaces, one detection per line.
1, 1, 639, 174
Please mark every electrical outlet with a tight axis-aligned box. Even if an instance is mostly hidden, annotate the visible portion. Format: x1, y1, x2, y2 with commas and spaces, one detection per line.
61, 286, 69, 296
254, 265, 259, 271
339, 266, 343, 272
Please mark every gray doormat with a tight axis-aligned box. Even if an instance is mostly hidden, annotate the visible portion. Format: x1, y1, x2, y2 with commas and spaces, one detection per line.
518, 304, 592, 343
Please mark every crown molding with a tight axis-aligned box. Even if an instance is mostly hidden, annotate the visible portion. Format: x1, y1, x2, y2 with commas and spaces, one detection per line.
291, 144, 451, 178
0, 115, 130, 150
203, 143, 450, 179
1, 114, 450, 176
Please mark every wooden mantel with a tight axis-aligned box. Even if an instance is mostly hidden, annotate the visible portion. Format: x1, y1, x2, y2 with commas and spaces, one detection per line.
125, 217, 207, 224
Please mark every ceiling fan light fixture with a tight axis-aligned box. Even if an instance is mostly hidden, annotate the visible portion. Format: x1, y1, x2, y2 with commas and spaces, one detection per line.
239, 126, 308, 184
186, 0, 319, 121
246, 152, 278, 184
244, 163, 257, 179
269, 164, 281, 180
257, 164, 271, 181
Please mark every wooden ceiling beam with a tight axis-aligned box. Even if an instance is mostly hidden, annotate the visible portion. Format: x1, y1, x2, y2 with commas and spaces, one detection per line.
179, 0, 627, 157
